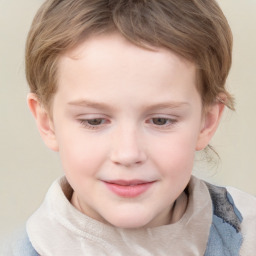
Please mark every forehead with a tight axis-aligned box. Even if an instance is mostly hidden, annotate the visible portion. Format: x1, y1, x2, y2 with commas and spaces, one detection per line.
55, 32, 198, 107
60, 32, 194, 72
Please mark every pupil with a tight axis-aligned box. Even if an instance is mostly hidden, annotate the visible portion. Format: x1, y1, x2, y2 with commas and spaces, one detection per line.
153, 118, 167, 125
88, 119, 102, 125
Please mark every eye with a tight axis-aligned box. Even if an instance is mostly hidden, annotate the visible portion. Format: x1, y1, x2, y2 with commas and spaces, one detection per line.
87, 118, 105, 126
152, 118, 170, 126
147, 117, 178, 129
79, 118, 108, 129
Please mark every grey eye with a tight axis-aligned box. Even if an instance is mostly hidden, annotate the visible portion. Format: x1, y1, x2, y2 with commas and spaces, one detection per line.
152, 118, 168, 125
87, 118, 104, 125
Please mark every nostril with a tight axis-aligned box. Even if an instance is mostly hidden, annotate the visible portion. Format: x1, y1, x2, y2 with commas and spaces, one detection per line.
110, 150, 147, 167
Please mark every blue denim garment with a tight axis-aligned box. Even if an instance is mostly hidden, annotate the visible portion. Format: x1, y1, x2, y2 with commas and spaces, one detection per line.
11, 229, 39, 256
204, 183, 243, 256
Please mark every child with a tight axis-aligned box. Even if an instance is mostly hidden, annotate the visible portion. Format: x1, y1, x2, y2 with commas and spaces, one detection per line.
7, 0, 256, 255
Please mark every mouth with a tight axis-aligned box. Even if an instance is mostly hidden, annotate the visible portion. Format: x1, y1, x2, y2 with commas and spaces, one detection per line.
103, 180, 155, 198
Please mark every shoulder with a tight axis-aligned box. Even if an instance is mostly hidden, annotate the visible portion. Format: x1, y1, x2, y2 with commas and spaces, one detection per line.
0, 227, 39, 256
202, 179, 256, 256
227, 186, 256, 216
227, 187, 256, 255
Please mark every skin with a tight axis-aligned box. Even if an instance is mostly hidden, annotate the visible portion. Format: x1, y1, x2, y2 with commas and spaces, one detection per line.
28, 32, 224, 229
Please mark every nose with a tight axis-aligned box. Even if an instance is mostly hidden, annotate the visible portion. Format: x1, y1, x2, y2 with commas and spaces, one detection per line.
110, 126, 147, 167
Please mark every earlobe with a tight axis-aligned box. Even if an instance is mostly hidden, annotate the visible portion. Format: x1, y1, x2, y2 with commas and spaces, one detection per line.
196, 101, 225, 151
27, 93, 59, 152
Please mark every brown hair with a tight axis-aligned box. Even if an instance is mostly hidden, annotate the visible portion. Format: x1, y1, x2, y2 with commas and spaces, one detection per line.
26, 0, 234, 110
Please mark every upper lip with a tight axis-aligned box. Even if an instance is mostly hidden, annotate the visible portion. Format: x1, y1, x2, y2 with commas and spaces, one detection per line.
103, 180, 155, 186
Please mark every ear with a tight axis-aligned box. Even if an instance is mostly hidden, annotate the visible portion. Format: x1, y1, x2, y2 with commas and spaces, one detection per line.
27, 93, 59, 152
196, 99, 225, 151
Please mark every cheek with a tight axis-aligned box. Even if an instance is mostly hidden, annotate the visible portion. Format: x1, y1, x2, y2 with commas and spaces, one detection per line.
56, 128, 109, 178
150, 131, 198, 176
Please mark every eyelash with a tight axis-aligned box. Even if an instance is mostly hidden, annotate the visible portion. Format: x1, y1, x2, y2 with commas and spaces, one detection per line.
79, 118, 108, 129
78, 117, 177, 130
148, 117, 177, 128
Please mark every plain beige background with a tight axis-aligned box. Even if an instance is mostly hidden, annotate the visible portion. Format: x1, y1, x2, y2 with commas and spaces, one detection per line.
0, 0, 256, 238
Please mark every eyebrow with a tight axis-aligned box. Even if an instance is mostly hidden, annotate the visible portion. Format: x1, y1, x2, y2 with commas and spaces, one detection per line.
143, 102, 190, 112
68, 99, 114, 111
68, 99, 190, 111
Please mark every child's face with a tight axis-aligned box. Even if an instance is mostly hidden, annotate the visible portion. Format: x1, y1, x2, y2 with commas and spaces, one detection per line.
31, 33, 220, 228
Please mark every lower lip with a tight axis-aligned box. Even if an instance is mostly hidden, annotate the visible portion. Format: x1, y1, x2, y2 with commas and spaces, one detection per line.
104, 182, 154, 198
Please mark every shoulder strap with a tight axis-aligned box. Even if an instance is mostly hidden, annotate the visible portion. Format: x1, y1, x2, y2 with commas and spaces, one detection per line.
204, 182, 243, 256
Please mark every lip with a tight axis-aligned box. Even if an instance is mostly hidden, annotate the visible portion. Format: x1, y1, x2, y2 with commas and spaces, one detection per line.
103, 180, 155, 198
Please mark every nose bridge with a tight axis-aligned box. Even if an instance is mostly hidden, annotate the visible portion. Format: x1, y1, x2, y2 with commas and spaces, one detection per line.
110, 123, 147, 166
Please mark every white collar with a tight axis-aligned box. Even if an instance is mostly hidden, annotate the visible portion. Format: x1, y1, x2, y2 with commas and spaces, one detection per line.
27, 176, 212, 256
